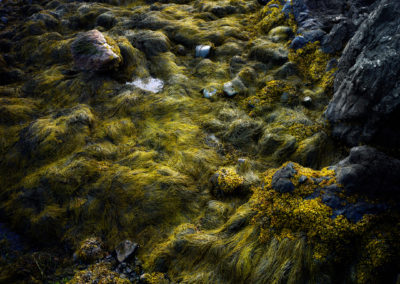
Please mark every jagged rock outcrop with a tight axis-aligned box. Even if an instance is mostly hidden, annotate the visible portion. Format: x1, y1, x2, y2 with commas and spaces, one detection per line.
325, 0, 400, 148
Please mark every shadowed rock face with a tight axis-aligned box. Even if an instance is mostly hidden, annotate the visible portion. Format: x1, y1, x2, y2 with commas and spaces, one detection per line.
71, 29, 122, 71
336, 146, 400, 196
325, 0, 400, 148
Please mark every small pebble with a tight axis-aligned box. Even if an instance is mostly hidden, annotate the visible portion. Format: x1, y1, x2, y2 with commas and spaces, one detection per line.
195, 45, 211, 58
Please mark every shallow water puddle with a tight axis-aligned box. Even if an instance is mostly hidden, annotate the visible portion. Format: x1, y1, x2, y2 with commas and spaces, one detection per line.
126, 77, 164, 93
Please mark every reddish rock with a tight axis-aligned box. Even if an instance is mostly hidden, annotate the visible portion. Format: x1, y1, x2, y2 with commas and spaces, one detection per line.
71, 29, 122, 72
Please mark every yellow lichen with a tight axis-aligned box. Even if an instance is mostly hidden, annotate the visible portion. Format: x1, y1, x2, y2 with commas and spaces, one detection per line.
217, 168, 244, 193
288, 42, 332, 83
68, 263, 130, 284
252, 162, 371, 260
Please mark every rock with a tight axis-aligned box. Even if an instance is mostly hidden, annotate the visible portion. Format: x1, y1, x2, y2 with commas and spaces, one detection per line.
274, 62, 297, 79
175, 44, 186, 55
30, 12, 60, 29
211, 5, 237, 18
302, 96, 312, 107
321, 193, 343, 210
298, 175, 308, 184
229, 55, 246, 76
96, 12, 116, 29
325, 0, 400, 148
115, 240, 139, 263
215, 42, 242, 57
271, 162, 297, 193
321, 20, 356, 54
224, 117, 263, 148
71, 29, 122, 72
336, 146, 400, 196
203, 87, 217, 99
195, 45, 212, 58
302, 28, 326, 43
290, 36, 307, 50
223, 77, 246, 97
342, 202, 377, 223
249, 41, 288, 66
268, 26, 293, 43
127, 30, 170, 57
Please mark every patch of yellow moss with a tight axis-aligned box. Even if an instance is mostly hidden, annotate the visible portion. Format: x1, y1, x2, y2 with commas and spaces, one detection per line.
74, 237, 105, 263
252, 162, 371, 260
288, 122, 324, 141
288, 42, 332, 84
68, 263, 130, 284
258, 0, 297, 35
246, 80, 298, 115
217, 168, 244, 193
141, 272, 169, 284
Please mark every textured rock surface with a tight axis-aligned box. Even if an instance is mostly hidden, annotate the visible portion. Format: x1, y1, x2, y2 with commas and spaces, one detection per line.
325, 0, 400, 148
336, 146, 400, 195
71, 29, 122, 71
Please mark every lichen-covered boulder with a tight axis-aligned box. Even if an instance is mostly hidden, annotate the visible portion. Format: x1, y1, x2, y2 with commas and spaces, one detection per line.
335, 146, 400, 196
71, 29, 122, 72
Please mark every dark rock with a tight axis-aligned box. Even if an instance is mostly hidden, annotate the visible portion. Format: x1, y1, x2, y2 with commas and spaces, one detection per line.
321, 193, 343, 209
271, 162, 297, 193
325, 0, 400, 148
298, 175, 308, 184
96, 12, 116, 29
322, 20, 356, 54
211, 5, 237, 17
71, 29, 122, 72
127, 30, 170, 57
341, 201, 385, 223
115, 240, 139, 263
30, 12, 59, 29
302, 28, 326, 43
336, 146, 400, 196
290, 36, 307, 50
274, 62, 297, 79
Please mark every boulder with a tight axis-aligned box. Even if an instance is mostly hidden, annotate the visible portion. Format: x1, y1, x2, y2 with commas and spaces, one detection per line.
336, 146, 400, 196
271, 162, 297, 193
325, 0, 400, 148
71, 29, 122, 72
